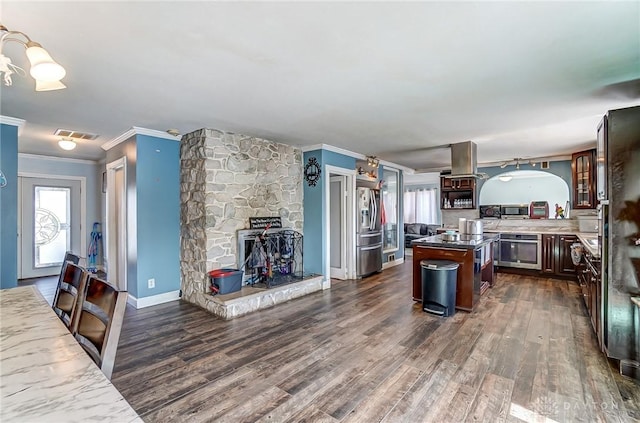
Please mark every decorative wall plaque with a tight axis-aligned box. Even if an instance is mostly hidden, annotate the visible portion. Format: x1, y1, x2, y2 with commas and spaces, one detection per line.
249, 216, 283, 229
304, 157, 321, 186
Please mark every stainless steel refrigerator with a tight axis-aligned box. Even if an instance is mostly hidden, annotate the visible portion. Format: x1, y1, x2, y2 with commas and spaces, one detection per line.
356, 186, 383, 277
597, 105, 640, 377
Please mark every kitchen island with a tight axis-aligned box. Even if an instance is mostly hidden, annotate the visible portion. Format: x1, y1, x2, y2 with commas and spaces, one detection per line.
412, 233, 499, 312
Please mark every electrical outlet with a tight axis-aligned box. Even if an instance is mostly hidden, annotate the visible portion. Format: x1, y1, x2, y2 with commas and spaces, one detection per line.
148, 278, 155, 289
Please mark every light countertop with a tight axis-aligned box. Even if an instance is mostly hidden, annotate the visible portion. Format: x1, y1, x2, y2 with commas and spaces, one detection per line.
412, 233, 499, 249
576, 233, 600, 258
0, 286, 141, 422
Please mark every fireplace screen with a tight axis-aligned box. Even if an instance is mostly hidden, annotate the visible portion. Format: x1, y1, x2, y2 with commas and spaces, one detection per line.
237, 228, 303, 288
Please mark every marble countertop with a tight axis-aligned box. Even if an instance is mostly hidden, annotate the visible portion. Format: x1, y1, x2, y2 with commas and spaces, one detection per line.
412, 233, 499, 249
442, 223, 594, 236
483, 227, 579, 234
576, 233, 600, 258
0, 286, 141, 423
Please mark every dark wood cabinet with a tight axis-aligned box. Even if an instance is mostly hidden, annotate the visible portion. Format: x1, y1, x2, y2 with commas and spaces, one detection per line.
440, 177, 476, 209
541, 234, 556, 273
541, 234, 578, 277
571, 149, 596, 209
557, 235, 578, 274
577, 247, 601, 348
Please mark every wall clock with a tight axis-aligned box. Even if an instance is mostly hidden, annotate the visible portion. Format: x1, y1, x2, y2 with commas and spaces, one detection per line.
304, 157, 321, 187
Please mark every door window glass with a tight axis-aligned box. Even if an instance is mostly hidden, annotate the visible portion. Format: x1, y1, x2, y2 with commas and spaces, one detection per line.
34, 186, 71, 268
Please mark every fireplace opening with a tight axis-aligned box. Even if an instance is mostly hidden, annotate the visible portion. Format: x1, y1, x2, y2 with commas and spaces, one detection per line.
237, 228, 303, 288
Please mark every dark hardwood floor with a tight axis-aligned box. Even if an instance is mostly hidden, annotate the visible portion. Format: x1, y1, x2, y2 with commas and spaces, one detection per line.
26, 261, 639, 422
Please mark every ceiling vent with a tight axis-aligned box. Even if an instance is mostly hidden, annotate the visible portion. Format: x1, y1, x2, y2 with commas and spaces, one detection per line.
54, 128, 99, 140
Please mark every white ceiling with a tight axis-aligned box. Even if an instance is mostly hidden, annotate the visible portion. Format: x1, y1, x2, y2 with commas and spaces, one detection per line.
1, 2, 638, 171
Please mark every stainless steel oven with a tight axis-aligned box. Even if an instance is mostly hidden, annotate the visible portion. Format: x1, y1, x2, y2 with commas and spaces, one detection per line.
496, 233, 541, 269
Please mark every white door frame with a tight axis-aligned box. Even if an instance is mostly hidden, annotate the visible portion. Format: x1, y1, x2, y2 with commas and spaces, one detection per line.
324, 165, 356, 282
17, 172, 87, 278
329, 175, 347, 279
105, 157, 127, 291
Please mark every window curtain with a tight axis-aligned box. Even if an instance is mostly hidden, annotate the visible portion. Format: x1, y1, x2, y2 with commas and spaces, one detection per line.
382, 190, 397, 225
404, 189, 437, 224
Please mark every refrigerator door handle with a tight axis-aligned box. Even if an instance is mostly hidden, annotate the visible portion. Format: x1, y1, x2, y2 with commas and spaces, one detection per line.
370, 192, 377, 231
360, 244, 382, 251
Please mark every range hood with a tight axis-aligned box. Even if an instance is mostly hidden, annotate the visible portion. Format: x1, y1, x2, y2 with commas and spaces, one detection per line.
445, 141, 486, 178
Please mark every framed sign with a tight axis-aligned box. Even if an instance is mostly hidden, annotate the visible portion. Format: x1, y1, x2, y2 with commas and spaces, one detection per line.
249, 216, 282, 229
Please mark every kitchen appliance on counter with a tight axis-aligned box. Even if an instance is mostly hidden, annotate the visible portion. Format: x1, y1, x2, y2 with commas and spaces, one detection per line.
442, 231, 460, 242
596, 105, 640, 377
458, 218, 467, 234
356, 186, 382, 277
529, 201, 549, 219
466, 219, 483, 237
500, 204, 530, 219
479, 205, 501, 219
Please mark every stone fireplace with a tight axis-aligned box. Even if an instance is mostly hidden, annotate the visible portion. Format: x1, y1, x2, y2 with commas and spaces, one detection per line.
180, 128, 303, 313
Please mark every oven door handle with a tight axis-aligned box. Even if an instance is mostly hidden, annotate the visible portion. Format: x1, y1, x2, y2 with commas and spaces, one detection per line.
500, 240, 539, 244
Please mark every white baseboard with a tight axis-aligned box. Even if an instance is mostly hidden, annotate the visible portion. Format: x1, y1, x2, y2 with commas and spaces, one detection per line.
383, 257, 405, 269
127, 290, 181, 309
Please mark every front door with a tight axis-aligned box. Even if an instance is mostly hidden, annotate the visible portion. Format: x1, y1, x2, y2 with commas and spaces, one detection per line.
18, 177, 81, 279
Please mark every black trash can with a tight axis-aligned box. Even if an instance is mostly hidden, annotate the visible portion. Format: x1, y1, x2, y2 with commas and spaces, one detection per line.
421, 259, 459, 317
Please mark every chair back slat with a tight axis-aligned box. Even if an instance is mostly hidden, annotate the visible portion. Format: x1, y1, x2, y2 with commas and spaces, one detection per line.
74, 275, 127, 379
52, 251, 81, 308
52, 262, 86, 330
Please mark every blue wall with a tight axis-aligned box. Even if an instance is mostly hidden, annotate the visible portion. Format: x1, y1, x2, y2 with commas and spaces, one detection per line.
0, 124, 19, 288
303, 149, 356, 277
135, 135, 180, 298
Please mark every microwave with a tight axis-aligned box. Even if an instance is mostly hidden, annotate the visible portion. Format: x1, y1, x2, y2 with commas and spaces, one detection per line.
500, 204, 529, 219
479, 205, 501, 219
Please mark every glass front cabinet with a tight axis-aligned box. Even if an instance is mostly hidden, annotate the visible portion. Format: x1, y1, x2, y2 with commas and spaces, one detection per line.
571, 149, 596, 209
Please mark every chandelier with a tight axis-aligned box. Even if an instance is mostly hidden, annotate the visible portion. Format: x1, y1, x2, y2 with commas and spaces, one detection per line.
0, 23, 66, 91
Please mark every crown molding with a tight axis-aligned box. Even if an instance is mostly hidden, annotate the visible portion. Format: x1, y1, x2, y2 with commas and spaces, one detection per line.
0, 115, 26, 134
101, 126, 181, 151
300, 143, 413, 173
301, 143, 365, 159
19, 153, 99, 165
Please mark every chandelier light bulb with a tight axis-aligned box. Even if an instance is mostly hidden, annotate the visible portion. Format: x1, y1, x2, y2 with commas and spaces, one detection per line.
26, 45, 66, 81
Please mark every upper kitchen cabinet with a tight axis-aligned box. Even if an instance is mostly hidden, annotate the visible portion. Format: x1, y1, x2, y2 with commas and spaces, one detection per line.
440, 176, 477, 209
571, 149, 596, 209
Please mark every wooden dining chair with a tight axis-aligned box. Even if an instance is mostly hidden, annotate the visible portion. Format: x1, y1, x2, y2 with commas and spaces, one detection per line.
52, 261, 87, 331
52, 251, 81, 310
73, 275, 127, 379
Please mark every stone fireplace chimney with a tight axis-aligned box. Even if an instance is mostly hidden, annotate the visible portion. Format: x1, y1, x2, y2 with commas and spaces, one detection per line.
180, 128, 303, 311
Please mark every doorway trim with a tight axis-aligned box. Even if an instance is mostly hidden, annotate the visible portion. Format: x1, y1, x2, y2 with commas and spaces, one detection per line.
17, 172, 87, 275
105, 157, 128, 291
324, 165, 356, 284
329, 175, 347, 280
